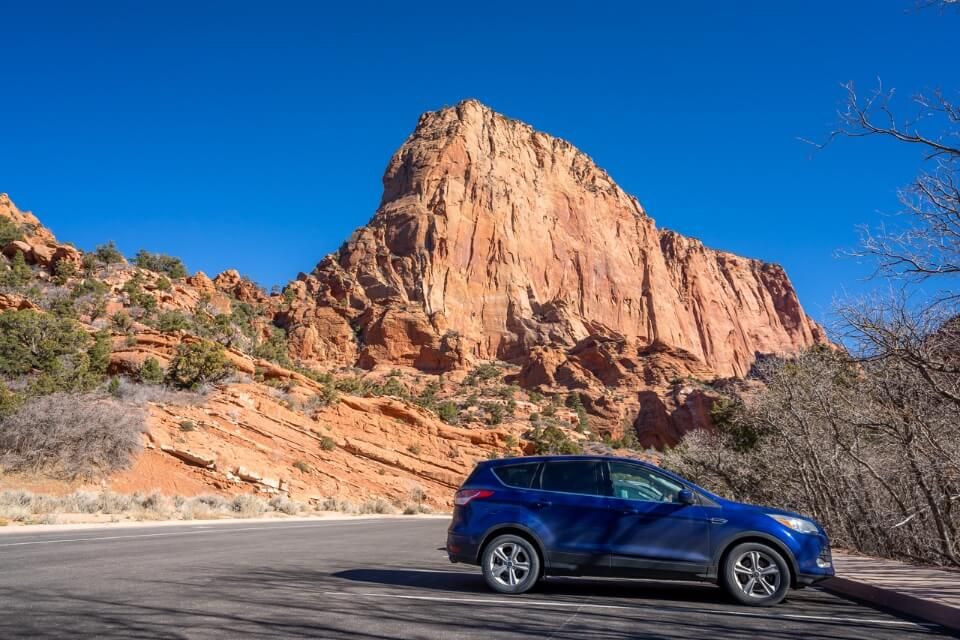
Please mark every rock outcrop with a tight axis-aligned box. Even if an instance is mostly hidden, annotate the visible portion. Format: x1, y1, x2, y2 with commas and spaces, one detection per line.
282, 100, 825, 445
297, 100, 824, 380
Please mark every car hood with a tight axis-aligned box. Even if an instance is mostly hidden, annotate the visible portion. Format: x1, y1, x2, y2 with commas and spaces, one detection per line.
716, 496, 812, 522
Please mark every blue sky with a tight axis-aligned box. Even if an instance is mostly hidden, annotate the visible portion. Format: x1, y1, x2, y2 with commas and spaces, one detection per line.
1, 1, 957, 325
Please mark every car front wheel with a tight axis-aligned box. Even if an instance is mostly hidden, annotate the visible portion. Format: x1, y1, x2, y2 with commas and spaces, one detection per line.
721, 542, 790, 606
481, 534, 540, 594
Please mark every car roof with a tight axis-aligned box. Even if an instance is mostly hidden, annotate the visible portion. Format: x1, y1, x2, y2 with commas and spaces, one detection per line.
483, 454, 657, 467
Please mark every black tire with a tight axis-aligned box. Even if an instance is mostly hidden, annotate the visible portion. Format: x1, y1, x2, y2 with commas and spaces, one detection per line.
481, 534, 541, 594
720, 542, 791, 606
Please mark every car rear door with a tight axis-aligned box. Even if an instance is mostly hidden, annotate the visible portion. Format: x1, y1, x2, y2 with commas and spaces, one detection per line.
603, 461, 712, 577
527, 459, 617, 574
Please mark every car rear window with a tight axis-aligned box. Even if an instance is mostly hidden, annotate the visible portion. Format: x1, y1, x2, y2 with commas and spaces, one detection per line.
539, 461, 604, 495
492, 462, 540, 488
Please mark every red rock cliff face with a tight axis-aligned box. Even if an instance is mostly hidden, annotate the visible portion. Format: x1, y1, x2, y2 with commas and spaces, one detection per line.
299, 99, 824, 378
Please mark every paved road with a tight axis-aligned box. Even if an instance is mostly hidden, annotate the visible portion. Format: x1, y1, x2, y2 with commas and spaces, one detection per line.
0, 518, 953, 639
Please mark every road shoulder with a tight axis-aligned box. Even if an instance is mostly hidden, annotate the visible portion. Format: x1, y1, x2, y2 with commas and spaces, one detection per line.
822, 550, 960, 635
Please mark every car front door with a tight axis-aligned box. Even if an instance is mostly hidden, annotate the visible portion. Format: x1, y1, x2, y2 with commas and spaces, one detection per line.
604, 461, 712, 577
528, 460, 617, 574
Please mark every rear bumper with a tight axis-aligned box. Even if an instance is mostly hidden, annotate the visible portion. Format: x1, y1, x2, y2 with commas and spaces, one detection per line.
446, 531, 480, 565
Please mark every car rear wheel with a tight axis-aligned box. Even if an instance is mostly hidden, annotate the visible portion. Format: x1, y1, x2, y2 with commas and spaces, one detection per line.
721, 542, 790, 606
481, 534, 540, 594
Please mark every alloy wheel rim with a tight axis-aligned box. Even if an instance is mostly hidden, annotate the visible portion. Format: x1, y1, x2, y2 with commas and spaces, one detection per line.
733, 550, 781, 598
489, 542, 532, 587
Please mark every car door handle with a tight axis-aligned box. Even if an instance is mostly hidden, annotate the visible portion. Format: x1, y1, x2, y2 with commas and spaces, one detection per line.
531, 501, 552, 510
709, 517, 727, 525
621, 508, 640, 515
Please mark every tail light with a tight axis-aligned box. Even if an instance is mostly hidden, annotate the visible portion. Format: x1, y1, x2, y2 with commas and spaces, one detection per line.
454, 489, 494, 506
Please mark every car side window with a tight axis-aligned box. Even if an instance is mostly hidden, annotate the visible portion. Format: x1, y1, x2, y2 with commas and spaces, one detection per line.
539, 461, 604, 496
492, 463, 540, 488
607, 462, 685, 503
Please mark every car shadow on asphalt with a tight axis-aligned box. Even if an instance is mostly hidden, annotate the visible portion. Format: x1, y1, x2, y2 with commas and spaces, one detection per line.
332, 568, 731, 605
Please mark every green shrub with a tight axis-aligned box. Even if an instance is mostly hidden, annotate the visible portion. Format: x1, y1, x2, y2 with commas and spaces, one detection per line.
377, 375, 407, 399
529, 422, 581, 455
192, 311, 235, 345
414, 381, 440, 410
497, 385, 519, 400
179, 420, 196, 432
566, 392, 589, 433
107, 377, 121, 397
252, 327, 291, 367
0, 382, 23, 419
155, 276, 172, 292
483, 401, 505, 426
542, 395, 560, 417
94, 241, 124, 265
0, 217, 24, 245
167, 340, 233, 389
407, 443, 422, 455
293, 460, 311, 473
320, 436, 336, 451
465, 363, 502, 385
229, 301, 259, 338
154, 310, 192, 333
0, 309, 90, 377
71, 277, 110, 299
334, 375, 372, 395
88, 330, 112, 377
619, 425, 639, 450
111, 310, 133, 333
437, 400, 459, 425
52, 260, 77, 285
81, 253, 98, 273
133, 250, 187, 279
47, 295, 77, 318
316, 380, 339, 406
139, 357, 165, 384
121, 273, 157, 313
0, 251, 32, 289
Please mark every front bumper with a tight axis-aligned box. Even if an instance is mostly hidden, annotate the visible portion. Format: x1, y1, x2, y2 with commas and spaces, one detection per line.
446, 532, 480, 565
796, 538, 835, 586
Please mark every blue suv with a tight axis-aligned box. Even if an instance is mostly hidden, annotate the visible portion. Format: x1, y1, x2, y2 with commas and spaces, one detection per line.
447, 455, 834, 606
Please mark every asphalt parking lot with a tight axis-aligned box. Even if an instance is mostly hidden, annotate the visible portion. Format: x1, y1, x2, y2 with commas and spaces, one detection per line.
0, 518, 952, 639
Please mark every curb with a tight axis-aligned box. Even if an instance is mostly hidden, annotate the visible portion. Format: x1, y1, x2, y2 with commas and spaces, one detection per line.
821, 576, 960, 636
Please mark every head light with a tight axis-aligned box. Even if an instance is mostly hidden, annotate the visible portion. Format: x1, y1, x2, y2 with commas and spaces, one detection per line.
767, 514, 818, 534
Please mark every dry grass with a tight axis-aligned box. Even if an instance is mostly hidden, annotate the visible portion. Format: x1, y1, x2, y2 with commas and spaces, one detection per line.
0, 393, 147, 480
0, 489, 434, 525
0, 490, 309, 524
356, 497, 395, 515
110, 378, 207, 407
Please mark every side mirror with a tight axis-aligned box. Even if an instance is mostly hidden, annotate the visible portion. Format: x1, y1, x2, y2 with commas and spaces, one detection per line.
677, 489, 696, 505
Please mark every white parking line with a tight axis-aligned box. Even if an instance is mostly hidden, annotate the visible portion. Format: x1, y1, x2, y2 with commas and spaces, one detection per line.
0, 520, 384, 548
323, 590, 939, 629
